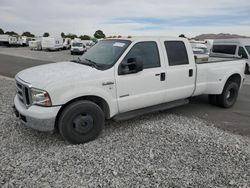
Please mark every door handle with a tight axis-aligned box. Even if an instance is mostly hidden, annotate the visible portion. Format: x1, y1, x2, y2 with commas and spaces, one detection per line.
189, 69, 193, 77
155, 73, 165, 81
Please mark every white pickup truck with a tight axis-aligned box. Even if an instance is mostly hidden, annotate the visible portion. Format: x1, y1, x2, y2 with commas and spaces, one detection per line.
13, 37, 246, 144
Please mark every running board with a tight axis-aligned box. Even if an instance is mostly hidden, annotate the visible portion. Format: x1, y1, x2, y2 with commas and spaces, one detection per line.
113, 99, 189, 121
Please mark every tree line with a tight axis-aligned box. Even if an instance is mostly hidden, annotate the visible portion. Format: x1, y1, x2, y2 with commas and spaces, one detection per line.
0, 27, 106, 39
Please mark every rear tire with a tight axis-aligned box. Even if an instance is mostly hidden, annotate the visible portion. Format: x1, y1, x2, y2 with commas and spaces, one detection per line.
58, 100, 105, 144
217, 81, 239, 108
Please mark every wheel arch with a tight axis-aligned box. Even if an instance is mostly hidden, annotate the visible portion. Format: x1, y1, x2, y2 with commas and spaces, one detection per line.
55, 95, 110, 130
225, 73, 242, 87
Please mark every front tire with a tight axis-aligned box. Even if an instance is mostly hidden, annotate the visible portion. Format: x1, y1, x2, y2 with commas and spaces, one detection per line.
217, 81, 239, 108
58, 100, 105, 144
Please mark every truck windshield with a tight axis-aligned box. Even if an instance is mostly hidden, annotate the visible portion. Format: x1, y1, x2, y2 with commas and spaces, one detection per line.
79, 40, 131, 70
246, 46, 250, 55
72, 42, 83, 47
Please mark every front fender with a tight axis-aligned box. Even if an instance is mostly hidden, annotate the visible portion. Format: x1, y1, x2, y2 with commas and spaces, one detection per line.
49, 85, 118, 117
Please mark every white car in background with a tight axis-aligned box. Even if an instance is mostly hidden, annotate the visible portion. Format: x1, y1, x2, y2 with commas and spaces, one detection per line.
191, 42, 209, 63
29, 38, 42, 50
63, 38, 71, 50
211, 38, 250, 74
70, 41, 87, 55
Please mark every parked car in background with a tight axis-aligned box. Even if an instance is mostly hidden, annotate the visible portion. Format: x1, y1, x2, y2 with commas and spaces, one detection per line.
8, 36, 20, 47
82, 40, 95, 49
13, 37, 246, 144
190, 42, 209, 63
29, 38, 42, 50
211, 38, 250, 74
21, 36, 32, 46
205, 39, 214, 53
42, 37, 63, 51
70, 41, 87, 55
63, 38, 71, 50
0, 34, 10, 46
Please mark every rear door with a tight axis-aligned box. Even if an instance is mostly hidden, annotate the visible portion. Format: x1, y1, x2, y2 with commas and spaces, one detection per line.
160, 39, 196, 102
115, 40, 167, 113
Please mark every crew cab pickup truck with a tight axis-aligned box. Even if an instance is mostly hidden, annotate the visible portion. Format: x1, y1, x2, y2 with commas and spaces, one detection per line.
13, 37, 246, 144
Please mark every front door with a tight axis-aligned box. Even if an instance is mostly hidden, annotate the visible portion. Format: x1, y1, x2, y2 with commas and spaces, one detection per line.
115, 40, 166, 113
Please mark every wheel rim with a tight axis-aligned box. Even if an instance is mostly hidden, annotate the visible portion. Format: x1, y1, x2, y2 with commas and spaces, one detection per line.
72, 114, 94, 134
226, 88, 236, 102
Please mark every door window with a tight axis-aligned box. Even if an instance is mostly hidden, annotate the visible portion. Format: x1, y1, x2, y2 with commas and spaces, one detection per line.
238, 47, 248, 59
123, 42, 160, 69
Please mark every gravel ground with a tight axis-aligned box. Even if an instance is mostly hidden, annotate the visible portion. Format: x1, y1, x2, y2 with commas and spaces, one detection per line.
0, 77, 250, 187
0, 46, 81, 62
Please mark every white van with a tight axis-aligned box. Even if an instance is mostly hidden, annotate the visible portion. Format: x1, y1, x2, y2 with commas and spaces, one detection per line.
211, 38, 250, 73
8, 36, 19, 46
63, 38, 71, 50
0, 34, 10, 46
29, 38, 42, 50
42, 37, 63, 51
70, 41, 87, 55
21, 36, 32, 46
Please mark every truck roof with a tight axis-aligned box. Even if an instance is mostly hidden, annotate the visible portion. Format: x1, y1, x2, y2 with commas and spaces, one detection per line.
213, 38, 250, 46
103, 36, 186, 42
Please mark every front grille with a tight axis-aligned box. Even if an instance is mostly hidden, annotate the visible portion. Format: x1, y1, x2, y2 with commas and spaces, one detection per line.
15, 78, 32, 108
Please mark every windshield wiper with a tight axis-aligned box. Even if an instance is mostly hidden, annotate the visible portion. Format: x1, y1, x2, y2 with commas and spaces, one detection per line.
84, 58, 99, 69
71, 57, 98, 69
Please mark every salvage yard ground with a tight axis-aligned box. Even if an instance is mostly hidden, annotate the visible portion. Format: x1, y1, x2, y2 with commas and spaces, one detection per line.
0, 77, 250, 187
0, 46, 81, 62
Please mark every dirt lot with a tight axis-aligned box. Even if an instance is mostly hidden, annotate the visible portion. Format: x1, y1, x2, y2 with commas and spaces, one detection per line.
0, 77, 250, 187
0, 46, 81, 62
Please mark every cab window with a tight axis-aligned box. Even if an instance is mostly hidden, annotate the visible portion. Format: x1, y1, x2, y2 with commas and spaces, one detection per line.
238, 47, 248, 59
123, 41, 160, 69
164, 41, 189, 66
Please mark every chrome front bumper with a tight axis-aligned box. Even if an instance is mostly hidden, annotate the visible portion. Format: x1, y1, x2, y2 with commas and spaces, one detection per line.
13, 95, 61, 132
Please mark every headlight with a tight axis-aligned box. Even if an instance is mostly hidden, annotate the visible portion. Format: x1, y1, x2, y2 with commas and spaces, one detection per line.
31, 88, 52, 107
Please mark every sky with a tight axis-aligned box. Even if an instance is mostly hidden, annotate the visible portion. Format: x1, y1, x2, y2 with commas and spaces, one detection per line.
0, 0, 250, 38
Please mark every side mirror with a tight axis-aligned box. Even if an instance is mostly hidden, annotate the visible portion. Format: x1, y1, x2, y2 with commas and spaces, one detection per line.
118, 58, 143, 75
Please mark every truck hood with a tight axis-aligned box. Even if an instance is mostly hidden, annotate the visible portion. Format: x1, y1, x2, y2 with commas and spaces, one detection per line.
16, 62, 96, 89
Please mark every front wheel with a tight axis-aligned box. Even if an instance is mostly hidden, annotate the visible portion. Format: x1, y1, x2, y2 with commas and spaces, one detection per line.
58, 100, 105, 144
217, 81, 239, 108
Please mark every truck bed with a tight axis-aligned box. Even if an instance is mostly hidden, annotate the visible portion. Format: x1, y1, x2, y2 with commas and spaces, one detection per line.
196, 56, 241, 64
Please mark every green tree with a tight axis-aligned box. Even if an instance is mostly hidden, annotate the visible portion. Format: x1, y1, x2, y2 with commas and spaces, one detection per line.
43, 32, 50, 37
94, 30, 105, 39
0, 28, 4, 34
79, 35, 90, 40
5, 31, 18, 36
22, 31, 35, 37
65, 33, 78, 40
61, 32, 65, 38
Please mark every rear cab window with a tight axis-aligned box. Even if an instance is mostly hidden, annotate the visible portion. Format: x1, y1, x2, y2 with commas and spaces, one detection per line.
164, 41, 189, 66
